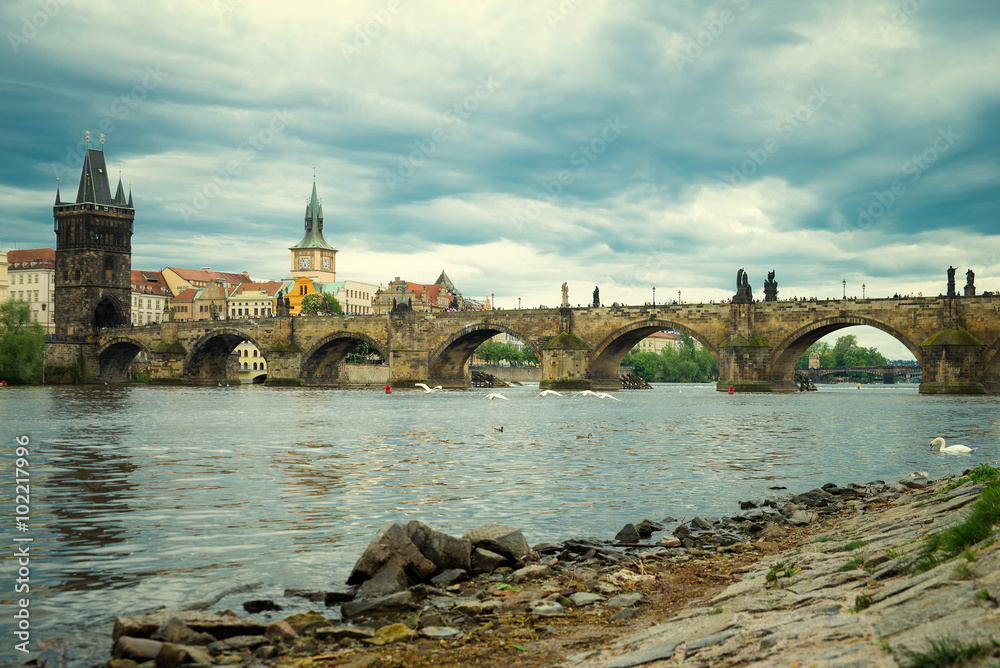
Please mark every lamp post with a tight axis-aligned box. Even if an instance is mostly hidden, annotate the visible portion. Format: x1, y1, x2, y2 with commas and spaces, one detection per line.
491, 293, 495, 310
652, 287, 656, 306
842, 280, 846, 299
518, 297, 521, 309
862, 284, 866, 299
678, 290, 681, 304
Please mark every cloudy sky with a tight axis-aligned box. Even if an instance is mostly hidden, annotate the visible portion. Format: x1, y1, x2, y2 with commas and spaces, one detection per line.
2, 0, 998, 359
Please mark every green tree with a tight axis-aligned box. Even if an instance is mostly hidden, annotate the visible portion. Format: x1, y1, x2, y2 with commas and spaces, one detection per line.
0, 300, 45, 384
796, 335, 890, 369
346, 341, 384, 364
300, 292, 342, 315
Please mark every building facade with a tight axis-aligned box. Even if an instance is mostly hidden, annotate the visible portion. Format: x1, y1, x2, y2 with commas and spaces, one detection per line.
634, 331, 682, 353
130, 270, 171, 325
0, 251, 8, 303
373, 271, 485, 313
228, 282, 282, 318
7, 248, 56, 333
53, 147, 134, 334
161, 266, 249, 297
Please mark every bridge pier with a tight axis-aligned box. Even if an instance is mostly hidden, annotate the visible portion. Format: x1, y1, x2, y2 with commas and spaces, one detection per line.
539, 332, 593, 391
918, 328, 986, 394
44, 339, 99, 384
715, 335, 784, 392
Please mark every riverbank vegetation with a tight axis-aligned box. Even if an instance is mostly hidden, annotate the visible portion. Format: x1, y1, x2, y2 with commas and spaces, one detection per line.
0, 300, 45, 384
474, 340, 538, 366
623, 333, 719, 382
795, 334, 888, 369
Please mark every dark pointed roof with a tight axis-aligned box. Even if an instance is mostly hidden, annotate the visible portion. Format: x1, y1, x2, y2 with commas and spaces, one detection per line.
54, 184, 61, 205
75, 149, 115, 205
290, 177, 334, 250
114, 177, 127, 206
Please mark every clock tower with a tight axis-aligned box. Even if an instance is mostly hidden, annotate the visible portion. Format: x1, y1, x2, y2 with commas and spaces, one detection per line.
289, 176, 337, 282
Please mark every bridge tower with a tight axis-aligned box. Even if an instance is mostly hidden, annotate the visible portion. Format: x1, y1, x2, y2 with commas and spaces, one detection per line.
53, 147, 134, 335
289, 176, 337, 283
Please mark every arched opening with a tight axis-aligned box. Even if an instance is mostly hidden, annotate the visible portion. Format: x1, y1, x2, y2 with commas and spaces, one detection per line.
301, 333, 388, 386
588, 321, 717, 390
94, 296, 125, 330
186, 330, 267, 385
98, 339, 150, 382
428, 324, 538, 388
771, 321, 920, 389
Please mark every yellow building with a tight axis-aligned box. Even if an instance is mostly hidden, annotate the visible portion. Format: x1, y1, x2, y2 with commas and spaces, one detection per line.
635, 331, 681, 353
0, 251, 8, 303
234, 340, 268, 383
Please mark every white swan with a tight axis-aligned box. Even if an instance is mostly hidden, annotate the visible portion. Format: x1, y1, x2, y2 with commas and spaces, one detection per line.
594, 392, 621, 401
414, 383, 443, 393
538, 390, 563, 397
485, 393, 509, 401
931, 437, 977, 454
575, 390, 598, 397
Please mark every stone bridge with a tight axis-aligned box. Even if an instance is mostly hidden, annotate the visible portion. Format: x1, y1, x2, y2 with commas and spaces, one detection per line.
808, 366, 923, 384
47, 295, 1000, 393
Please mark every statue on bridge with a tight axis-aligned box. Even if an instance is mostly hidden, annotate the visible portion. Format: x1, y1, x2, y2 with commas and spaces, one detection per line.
592, 286, 600, 307
966, 268, 976, 298
763, 270, 778, 302
275, 290, 290, 317
947, 266, 957, 298
734, 268, 752, 303
561, 282, 569, 308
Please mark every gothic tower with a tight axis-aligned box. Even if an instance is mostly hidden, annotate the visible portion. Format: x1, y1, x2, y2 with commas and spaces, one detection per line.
53, 147, 134, 335
289, 176, 337, 283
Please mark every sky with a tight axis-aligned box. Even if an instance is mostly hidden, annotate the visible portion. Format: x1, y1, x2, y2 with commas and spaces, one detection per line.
2, 0, 999, 360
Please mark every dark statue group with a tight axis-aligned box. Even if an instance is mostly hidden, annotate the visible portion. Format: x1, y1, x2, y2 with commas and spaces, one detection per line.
733, 268, 778, 303
947, 266, 977, 298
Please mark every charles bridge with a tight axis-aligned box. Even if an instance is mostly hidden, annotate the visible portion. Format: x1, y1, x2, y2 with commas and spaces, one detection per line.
46, 294, 1000, 394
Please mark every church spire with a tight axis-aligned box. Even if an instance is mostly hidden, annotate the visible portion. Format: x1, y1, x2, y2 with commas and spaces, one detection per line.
290, 174, 333, 250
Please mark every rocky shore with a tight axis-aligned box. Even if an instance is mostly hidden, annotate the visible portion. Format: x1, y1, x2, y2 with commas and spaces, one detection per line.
100, 467, 1000, 667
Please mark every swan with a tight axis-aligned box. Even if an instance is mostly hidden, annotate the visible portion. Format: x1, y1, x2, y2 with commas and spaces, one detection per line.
930, 437, 976, 454
575, 390, 598, 397
538, 390, 563, 397
594, 392, 621, 401
485, 393, 509, 400
414, 383, 443, 393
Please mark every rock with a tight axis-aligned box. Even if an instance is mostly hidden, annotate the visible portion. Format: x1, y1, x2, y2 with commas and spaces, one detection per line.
430, 568, 468, 587
740, 500, 758, 509
463, 523, 530, 562
264, 620, 297, 639
607, 593, 644, 608
635, 519, 665, 536
281, 611, 331, 636
510, 564, 553, 584
357, 564, 409, 599
366, 623, 417, 645
759, 523, 788, 540
660, 535, 682, 548
157, 642, 214, 668
471, 547, 508, 573
404, 520, 473, 572
690, 516, 713, 530
113, 610, 266, 642
615, 523, 641, 543
529, 601, 565, 616
324, 586, 356, 606
207, 635, 270, 653
341, 591, 416, 619
786, 510, 817, 526
153, 619, 216, 645
569, 592, 604, 607
900, 475, 929, 489
243, 599, 283, 614
673, 524, 691, 538
314, 624, 375, 641
420, 626, 462, 639
606, 569, 655, 586
113, 636, 163, 662
284, 588, 327, 602
348, 522, 437, 585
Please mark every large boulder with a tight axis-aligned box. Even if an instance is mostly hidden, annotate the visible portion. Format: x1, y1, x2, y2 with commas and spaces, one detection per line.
348, 522, 437, 585
462, 524, 530, 562
403, 520, 472, 572
113, 610, 265, 642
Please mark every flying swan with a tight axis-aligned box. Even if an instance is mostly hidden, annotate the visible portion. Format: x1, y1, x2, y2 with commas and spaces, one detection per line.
930, 437, 976, 454
594, 392, 621, 401
414, 383, 443, 393
485, 393, 509, 400
538, 390, 563, 397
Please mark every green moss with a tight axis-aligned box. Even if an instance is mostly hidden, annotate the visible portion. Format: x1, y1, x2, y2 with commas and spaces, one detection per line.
147, 378, 186, 385
920, 327, 984, 347
264, 377, 303, 386
919, 382, 986, 395
539, 379, 593, 390
152, 341, 187, 354
720, 331, 771, 348
542, 332, 592, 350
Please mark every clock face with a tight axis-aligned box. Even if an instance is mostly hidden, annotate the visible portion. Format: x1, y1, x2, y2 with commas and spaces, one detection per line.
299, 256, 310, 269
322, 257, 330, 270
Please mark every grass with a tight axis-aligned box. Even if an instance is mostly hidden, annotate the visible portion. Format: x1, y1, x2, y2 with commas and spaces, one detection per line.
707, 607, 724, 616
839, 554, 864, 572
845, 539, 869, 551
900, 637, 988, 667
852, 594, 873, 613
913, 478, 1000, 575
977, 589, 990, 602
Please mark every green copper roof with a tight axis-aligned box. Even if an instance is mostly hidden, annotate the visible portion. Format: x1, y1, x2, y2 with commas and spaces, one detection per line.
290, 178, 334, 250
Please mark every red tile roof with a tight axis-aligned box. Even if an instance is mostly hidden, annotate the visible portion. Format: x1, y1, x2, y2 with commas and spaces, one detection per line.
171, 288, 199, 301
165, 266, 248, 286
131, 270, 172, 296
232, 281, 284, 297
7, 248, 55, 269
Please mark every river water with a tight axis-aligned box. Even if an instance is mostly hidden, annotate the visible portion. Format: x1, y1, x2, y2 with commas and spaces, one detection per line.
2, 383, 997, 665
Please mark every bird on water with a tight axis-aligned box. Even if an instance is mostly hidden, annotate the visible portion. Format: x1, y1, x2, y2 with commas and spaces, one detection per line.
930, 437, 976, 454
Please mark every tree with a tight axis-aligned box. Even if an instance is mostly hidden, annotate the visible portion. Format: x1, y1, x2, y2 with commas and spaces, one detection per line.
300, 292, 342, 315
346, 341, 384, 364
796, 335, 890, 369
0, 300, 45, 384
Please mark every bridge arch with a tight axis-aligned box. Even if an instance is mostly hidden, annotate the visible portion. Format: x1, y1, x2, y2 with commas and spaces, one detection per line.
98, 336, 152, 381
93, 294, 127, 330
587, 319, 718, 387
769, 316, 922, 386
184, 328, 269, 385
301, 332, 388, 385
428, 322, 539, 388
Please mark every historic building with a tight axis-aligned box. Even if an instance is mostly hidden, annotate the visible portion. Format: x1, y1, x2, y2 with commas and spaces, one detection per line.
228, 281, 282, 318
161, 266, 249, 297
373, 271, 485, 313
130, 270, 171, 325
289, 178, 337, 283
53, 147, 134, 334
6, 248, 56, 332
234, 340, 268, 383
0, 251, 8, 303
169, 279, 229, 322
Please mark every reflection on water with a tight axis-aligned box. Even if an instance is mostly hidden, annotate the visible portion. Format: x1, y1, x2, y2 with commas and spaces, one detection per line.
1, 383, 997, 662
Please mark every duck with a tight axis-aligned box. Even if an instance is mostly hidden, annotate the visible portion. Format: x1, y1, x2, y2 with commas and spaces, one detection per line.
575, 433, 592, 439
414, 383, 443, 393
494, 426, 504, 432
930, 437, 977, 454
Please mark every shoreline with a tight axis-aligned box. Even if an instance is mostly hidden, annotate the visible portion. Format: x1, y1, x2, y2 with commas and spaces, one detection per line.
94, 468, 998, 668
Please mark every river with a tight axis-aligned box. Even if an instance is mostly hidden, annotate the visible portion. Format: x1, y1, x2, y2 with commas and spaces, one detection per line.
1, 383, 996, 665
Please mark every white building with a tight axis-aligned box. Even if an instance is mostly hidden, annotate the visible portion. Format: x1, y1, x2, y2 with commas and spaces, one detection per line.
227, 281, 282, 319
131, 270, 172, 325
0, 251, 8, 303
7, 248, 56, 333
